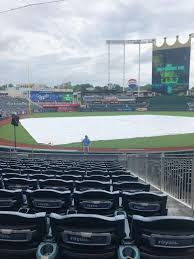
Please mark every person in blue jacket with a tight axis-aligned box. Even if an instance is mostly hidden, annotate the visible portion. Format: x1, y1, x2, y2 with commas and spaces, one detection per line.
82, 135, 90, 153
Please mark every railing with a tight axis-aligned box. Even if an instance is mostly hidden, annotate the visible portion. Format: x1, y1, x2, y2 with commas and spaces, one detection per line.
127, 153, 194, 210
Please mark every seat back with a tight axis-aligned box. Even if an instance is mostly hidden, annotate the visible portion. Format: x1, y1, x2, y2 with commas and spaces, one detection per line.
21, 169, 41, 175
87, 170, 108, 176
122, 192, 168, 219
4, 178, 37, 190
75, 180, 111, 191
0, 212, 47, 258
50, 213, 126, 259
112, 175, 138, 183
0, 189, 23, 211
74, 190, 119, 215
44, 169, 63, 175
3, 168, 20, 174
131, 215, 194, 258
113, 182, 150, 192
26, 189, 71, 214
56, 175, 82, 181
2, 173, 27, 179
67, 170, 85, 176
39, 179, 73, 192
29, 174, 55, 180
84, 175, 110, 182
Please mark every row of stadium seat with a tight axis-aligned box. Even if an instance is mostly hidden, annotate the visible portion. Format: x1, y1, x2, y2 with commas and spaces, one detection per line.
0, 159, 122, 168
0, 159, 193, 258
0, 167, 127, 175
0, 189, 167, 218
1, 172, 137, 182
0, 178, 150, 192
0, 211, 193, 259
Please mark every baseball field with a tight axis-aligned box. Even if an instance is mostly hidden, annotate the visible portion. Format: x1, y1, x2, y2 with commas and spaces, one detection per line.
1, 111, 194, 149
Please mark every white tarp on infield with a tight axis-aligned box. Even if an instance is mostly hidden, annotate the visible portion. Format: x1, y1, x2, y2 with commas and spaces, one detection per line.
20, 115, 194, 145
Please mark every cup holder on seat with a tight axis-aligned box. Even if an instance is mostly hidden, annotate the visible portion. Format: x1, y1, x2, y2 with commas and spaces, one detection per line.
18, 207, 30, 214
36, 242, 58, 259
118, 245, 140, 259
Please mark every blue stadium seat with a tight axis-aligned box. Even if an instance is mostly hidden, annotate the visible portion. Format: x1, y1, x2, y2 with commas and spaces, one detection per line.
122, 192, 168, 221
0, 211, 47, 259
131, 215, 194, 258
26, 189, 71, 214
50, 213, 126, 259
113, 182, 150, 193
4, 178, 37, 191
110, 170, 129, 176
56, 174, 82, 181
84, 175, 110, 182
39, 179, 74, 192
2, 168, 20, 174
44, 169, 63, 175
28, 174, 55, 180
112, 175, 138, 183
87, 170, 108, 176
0, 189, 23, 211
21, 169, 41, 175
75, 180, 111, 191
2, 173, 28, 179
67, 169, 85, 176
74, 190, 119, 216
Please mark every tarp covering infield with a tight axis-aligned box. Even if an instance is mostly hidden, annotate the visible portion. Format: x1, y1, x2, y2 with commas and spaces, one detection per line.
20, 115, 194, 145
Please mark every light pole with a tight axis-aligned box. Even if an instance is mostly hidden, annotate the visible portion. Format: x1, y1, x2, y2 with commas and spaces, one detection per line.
106, 39, 154, 96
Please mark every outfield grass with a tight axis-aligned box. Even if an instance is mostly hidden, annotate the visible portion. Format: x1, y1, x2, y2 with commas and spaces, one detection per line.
27, 111, 194, 118
0, 122, 37, 145
1, 111, 194, 148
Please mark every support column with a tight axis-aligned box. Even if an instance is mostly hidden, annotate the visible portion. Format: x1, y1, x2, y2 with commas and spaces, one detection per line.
108, 43, 110, 87
123, 42, 126, 94
138, 42, 141, 97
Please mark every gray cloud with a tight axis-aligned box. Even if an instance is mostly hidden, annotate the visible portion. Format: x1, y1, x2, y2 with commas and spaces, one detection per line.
0, 0, 193, 86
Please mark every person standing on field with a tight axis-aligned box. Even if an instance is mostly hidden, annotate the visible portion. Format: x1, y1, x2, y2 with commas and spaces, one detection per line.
82, 135, 90, 153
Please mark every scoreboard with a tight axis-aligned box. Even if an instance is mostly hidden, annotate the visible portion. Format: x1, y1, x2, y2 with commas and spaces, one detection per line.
152, 46, 191, 94
30, 91, 73, 102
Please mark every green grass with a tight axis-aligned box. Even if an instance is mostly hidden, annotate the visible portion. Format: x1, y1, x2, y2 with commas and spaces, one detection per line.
27, 111, 194, 118
1, 111, 194, 148
62, 133, 194, 149
0, 123, 37, 145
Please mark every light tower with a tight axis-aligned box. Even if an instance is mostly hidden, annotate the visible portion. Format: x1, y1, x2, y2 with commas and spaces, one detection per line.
106, 39, 155, 96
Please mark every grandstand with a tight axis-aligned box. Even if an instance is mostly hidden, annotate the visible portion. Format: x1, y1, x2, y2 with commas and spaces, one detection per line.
30, 90, 80, 112
0, 95, 29, 118
0, 150, 193, 258
148, 95, 191, 111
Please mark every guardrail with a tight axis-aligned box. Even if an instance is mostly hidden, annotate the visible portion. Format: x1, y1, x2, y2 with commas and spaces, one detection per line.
127, 153, 194, 210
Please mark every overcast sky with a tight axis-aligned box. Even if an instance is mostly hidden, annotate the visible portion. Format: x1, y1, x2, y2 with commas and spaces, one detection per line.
0, 0, 194, 87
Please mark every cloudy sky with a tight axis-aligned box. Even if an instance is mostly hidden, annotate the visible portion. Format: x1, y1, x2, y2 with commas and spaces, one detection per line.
0, 0, 194, 87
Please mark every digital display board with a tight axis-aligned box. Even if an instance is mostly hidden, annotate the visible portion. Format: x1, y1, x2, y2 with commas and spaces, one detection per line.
30, 91, 73, 102
152, 47, 191, 94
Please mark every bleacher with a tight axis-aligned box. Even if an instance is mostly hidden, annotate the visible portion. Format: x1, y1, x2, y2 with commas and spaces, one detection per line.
84, 103, 134, 112
0, 95, 29, 118
148, 95, 190, 111
0, 158, 193, 258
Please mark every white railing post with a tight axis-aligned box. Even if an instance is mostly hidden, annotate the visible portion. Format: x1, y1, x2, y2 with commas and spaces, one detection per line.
191, 157, 194, 214
160, 153, 165, 191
